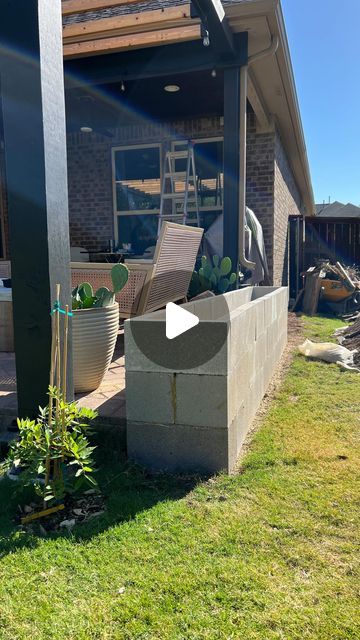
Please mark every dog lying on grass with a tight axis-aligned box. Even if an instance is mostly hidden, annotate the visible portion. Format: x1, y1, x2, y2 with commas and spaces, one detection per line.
298, 339, 360, 373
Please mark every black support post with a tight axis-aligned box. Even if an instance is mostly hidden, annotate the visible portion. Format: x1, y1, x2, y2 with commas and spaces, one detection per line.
223, 66, 241, 271
0, 0, 72, 416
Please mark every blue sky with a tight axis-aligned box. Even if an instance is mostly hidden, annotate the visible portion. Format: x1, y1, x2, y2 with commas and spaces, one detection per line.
281, 0, 360, 205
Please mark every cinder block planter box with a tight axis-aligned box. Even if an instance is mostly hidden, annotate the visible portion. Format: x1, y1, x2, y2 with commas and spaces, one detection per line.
125, 286, 288, 474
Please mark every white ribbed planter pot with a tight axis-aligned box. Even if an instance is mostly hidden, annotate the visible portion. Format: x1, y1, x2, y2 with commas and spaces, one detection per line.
73, 303, 119, 393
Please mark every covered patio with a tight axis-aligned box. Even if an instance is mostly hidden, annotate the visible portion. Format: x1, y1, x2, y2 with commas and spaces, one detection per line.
0, 1, 314, 472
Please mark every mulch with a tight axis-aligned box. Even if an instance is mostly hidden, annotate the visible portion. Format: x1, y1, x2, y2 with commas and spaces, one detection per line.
16, 490, 106, 535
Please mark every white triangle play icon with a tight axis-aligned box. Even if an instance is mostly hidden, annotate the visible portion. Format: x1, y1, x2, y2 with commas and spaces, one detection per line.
166, 302, 199, 340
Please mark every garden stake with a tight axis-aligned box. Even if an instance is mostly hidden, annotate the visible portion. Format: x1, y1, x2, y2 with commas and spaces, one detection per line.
21, 503, 65, 525
54, 284, 62, 484
61, 304, 69, 452
45, 287, 59, 494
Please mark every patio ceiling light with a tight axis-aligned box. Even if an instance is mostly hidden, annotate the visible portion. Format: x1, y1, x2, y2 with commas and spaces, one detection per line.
80, 125, 93, 133
164, 84, 180, 93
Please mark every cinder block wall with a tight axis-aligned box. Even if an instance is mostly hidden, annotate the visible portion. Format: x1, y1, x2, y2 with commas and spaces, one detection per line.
126, 286, 288, 474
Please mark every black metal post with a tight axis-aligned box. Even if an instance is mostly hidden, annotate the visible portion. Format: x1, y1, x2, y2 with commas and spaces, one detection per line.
223, 66, 241, 269
0, 0, 72, 417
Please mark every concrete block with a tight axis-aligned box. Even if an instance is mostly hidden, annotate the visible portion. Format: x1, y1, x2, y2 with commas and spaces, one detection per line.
125, 319, 228, 376
127, 421, 230, 474
255, 298, 266, 339
125, 371, 175, 424
175, 373, 227, 428
251, 286, 278, 300
255, 332, 267, 372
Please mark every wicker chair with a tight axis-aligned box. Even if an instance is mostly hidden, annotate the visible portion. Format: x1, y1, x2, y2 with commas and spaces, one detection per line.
71, 222, 204, 318
0, 261, 11, 279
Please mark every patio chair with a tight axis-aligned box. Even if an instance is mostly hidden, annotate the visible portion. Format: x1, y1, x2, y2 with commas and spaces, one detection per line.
71, 222, 204, 318
0, 261, 11, 279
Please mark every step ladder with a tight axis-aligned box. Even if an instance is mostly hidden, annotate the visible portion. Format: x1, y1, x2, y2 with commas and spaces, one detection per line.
157, 142, 200, 234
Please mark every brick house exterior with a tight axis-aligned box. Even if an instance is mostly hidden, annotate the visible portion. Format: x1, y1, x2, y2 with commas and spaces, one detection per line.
66, 112, 301, 286
0, 0, 312, 288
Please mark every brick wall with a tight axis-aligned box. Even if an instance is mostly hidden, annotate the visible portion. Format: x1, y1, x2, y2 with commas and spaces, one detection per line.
2, 114, 303, 285
67, 117, 223, 251
246, 115, 275, 279
273, 131, 302, 285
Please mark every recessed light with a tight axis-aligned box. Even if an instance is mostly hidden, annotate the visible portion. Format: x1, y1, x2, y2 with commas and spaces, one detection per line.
80, 125, 93, 133
164, 84, 180, 93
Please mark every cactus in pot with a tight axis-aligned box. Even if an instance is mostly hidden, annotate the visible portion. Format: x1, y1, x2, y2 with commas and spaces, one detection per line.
72, 263, 129, 310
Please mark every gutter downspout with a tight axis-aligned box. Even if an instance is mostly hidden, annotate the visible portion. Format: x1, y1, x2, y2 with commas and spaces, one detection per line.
238, 35, 279, 273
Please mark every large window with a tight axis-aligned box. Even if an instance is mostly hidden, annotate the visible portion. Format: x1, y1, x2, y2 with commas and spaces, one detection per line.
112, 139, 224, 256
112, 144, 161, 256
172, 138, 223, 232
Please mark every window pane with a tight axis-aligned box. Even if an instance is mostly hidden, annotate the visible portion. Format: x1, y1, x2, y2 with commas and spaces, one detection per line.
114, 147, 160, 212
117, 214, 158, 257
174, 140, 223, 208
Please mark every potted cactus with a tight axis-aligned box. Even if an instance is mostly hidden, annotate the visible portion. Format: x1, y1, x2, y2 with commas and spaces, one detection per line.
72, 263, 129, 393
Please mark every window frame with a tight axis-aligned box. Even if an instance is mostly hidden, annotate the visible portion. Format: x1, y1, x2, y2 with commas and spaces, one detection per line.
112, 142, 162, 246
171, 136, 224, 214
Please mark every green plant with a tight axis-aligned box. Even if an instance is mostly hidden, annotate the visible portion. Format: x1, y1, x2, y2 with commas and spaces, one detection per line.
72, 263, 129, 310
189, 255, 237, 298
5, 386, 98, 502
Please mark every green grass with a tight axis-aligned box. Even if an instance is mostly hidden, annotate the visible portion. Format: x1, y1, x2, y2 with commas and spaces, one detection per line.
0, 315, 359, 639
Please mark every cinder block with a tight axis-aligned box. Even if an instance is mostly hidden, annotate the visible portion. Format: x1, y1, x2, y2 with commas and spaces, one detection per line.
251, 286, 278, 300
255, 332, 267, 371
125, 319, 228, 376
127, 421, 229, 474
125, 371, 175, 424
255, 298, 266, 339
176, 373, 227, 428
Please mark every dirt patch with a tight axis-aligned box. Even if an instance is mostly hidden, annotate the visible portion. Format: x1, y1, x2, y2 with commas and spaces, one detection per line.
236, 313, 303, 466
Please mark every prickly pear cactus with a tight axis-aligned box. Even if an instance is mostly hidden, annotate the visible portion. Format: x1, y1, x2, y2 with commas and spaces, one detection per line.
72, 263, 129, 309
111, 263, 129, 294
188, 255, 237, 298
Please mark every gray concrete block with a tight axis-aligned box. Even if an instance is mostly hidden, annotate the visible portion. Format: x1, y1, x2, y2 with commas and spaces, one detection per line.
125, 371, 175, 424
127, 421, 230, 474
125, 319, 229, 376
175, 373, 228, 428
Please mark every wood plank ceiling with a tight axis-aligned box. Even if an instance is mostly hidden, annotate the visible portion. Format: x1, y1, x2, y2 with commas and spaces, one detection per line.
62, 1, 201, 59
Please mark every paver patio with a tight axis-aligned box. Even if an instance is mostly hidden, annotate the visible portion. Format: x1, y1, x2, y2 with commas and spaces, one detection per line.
0, 331, 126, 424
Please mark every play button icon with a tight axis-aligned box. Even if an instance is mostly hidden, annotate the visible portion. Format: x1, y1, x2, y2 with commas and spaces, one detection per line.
166, 302, 199, 340
127, 268, 230, 370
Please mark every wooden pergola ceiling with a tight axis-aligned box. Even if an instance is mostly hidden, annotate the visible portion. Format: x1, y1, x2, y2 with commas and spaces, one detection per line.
62, 1, 201, 59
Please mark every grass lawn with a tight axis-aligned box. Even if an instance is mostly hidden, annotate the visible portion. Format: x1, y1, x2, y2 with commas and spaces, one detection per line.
0, 315, 359, 639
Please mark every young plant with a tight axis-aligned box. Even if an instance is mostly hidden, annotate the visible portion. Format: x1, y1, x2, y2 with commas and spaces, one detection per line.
189, 255, 237, 298
5, 386, 98, 503
72, 262, 129, 310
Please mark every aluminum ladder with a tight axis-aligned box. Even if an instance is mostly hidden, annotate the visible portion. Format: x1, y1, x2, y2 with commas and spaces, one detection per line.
157, 142, 200, 234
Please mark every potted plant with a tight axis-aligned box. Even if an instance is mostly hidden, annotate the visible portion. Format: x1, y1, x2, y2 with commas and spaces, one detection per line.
72, 263, 129, 393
